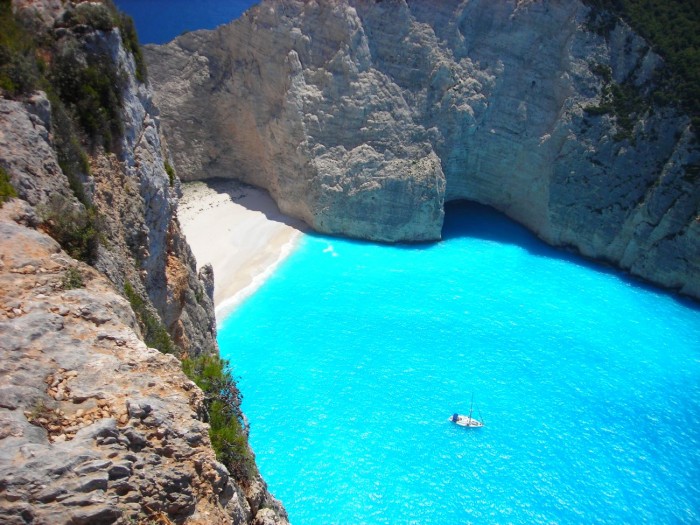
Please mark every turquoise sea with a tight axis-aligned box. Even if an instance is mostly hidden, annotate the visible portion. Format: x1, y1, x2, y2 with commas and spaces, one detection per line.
219, 203, 700, 524
113, 4, 700, 523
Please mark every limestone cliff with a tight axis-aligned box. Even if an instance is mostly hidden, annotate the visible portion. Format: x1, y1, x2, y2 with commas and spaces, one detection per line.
145, 0, 700, 300
0, 1, 287, 523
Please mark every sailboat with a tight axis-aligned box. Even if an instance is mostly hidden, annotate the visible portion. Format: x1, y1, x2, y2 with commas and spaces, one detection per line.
449, 394, 484, 428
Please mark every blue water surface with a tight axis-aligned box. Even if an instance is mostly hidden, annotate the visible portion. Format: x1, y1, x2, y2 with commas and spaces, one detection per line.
114, 0, 259, 44
219, 202, 700, 525
112, 3, 700, 522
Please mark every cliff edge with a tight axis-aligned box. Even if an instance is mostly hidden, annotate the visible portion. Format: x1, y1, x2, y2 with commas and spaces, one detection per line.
145, 0, 700, 300
0, 1, 287, 523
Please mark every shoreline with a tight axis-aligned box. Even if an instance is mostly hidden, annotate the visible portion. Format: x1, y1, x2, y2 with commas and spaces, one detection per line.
177, 179, 305, 322
214, 228, 301, 321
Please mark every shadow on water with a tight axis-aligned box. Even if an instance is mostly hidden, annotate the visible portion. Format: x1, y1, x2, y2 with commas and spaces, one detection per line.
443, 200, 700, 311
204, 178, 698, 312
443, 200, 554, 257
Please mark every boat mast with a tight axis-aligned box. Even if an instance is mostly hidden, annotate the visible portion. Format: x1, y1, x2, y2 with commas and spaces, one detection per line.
468, 393, 474, 421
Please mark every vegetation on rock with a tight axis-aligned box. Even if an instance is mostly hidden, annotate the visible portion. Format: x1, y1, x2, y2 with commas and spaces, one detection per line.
165, 161, 176, 187
0, 0, 149, 257
124, 281, 176, 355
115, 7, 147, 83
585, 63, 646, 143
0, 0, 41, 97
0, 166, 17, 207
61, 266, 85, 289
182, 354, 257, 485
50, 45, 125, 152
39, 195, 101, 264
57, 1, 115, 32
584, 0, 700, 132
0, 0, 146, 151
123, 280, 258, 486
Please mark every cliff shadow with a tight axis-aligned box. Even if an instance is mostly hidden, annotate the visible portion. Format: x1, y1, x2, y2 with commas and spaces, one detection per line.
442, 200, 556, 256
201, 178, 307, 231
442, 200, 700, 311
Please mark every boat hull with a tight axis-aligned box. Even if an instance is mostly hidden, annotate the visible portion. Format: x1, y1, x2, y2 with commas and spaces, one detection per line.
449, 415, 484, 428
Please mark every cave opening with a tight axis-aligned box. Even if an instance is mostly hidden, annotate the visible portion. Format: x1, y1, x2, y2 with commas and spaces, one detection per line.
441, 199, 558, 260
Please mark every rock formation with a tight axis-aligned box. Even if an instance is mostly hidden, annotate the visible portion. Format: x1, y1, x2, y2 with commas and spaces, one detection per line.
0, 1, 288, 523
145, 0, 700, 300
0, 200, 286, 524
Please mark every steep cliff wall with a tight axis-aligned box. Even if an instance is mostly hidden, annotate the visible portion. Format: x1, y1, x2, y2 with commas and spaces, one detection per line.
0, 1, 287, 523
145, 0, 700, 299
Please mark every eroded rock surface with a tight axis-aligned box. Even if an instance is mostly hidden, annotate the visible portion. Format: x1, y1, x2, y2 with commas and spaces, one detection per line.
146, 0, 700, 299
0, 1, 288, 522
0, 202, 285, 524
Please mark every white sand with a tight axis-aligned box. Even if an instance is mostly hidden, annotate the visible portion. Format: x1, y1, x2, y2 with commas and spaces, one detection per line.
177, 180, 305, 320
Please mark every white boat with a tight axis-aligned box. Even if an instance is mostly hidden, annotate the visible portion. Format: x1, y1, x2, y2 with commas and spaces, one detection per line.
449, 414, 484, 428
449, 394, 484, 428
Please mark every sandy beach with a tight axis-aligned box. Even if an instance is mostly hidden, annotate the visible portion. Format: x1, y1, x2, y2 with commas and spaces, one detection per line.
177, 179, 305, 320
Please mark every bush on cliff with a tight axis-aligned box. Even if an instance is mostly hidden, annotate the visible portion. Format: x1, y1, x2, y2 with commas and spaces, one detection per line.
0, 0, 40, 97
58, 1, 115, 32
115, 10, 147, 83
0, 166, 17, 207
585, 67, 646, 143
124, 281, 176, 355
54, 0, 147, 83
182, 354, 257, 485
50, 42, 125, 152
584, 0, 700, 132
39, 195, 100, 264
2, 0, 146, 152
165, 162, 176, 187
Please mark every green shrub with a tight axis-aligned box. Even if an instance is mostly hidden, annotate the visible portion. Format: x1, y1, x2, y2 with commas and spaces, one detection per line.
58, 2, 115, 32
40, 195, 100, 264
0, 166, 17, 207
584, 7, 618, 38
165, 162, 176, 187
99, 0, 147, 83
584, 104, 612, 116
117, 12, 147, 83
124, 281, 176, 354
583, 0, 700, 134
0, 0, 40, 97
50, 45, 124, 152
589, 62, 612, 83
48, 92, 93, 205
62, 266, 84, 289
182, 354, 256, 484
585, 65, 646, 143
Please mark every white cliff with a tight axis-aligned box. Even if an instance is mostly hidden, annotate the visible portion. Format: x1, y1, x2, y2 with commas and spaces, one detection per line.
145, 0, 700, 299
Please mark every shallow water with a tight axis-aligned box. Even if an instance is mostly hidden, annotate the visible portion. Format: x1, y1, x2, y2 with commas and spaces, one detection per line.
219, 202, 700, 524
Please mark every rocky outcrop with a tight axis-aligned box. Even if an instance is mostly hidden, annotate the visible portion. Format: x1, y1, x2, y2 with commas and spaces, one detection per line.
1, 202, 235, 523
145, 0, 700, 299
0, 201, 286, 524
0, 1, 288, 523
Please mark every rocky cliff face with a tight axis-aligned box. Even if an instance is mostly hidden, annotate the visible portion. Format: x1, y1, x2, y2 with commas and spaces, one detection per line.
145, 0, 700, 300
0, 1, 287, 523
